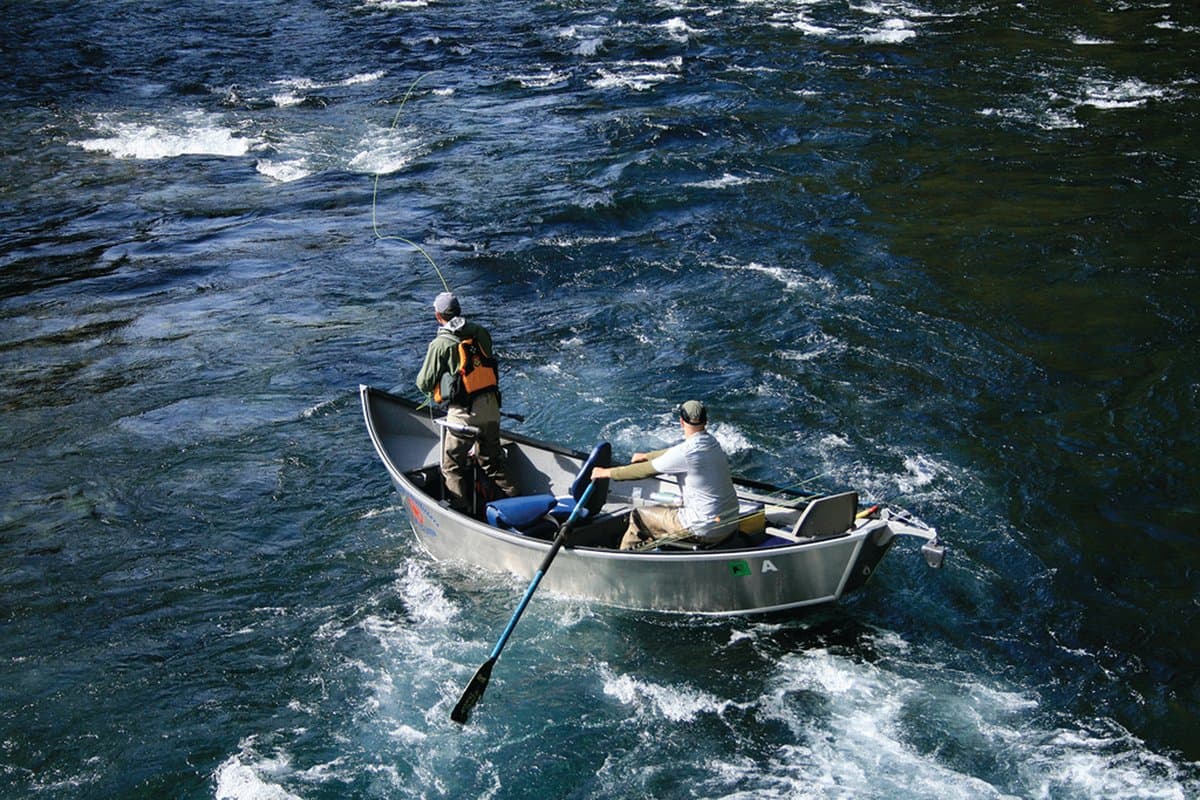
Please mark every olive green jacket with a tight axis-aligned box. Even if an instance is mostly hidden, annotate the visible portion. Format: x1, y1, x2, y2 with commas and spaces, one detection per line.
415, 318, 495, 401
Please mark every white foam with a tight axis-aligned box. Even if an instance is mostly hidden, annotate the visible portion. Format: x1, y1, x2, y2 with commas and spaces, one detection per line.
270, 91, 305, 108
728, 628, 757, 646
351, 565, 468, 732
978, 105, 1082, 131
899, 452, 945, 492
789, 16, 837, 36
708, 421, 753, 456
256, 158, 313, 183
980, 70, 1176, 133
601, 411, 754, 457
1020, 726, 1199, 799
589, 57, 683, 92
1071, 32, 1114, 45
358, 504, 406, 520
752, 640, 1200, 799
395, 560, 459, 626
1078, 76, 1168, 109
719, 261, 800, 289
74, 110, 256, 160
555, 23, 606, 56
819, 432, 852, 451
863, 20, 918, 44
388, 724, 428, 744
348, 127, 422, 175
601, 665, 735, 721
574, 37, 605, 56
758, 650, 1008, 798
659, 17, 702, 42
214, 742, 302, 800
299, 396, 338, 419
717, 260, 837, 294
852, 0, 933, 17
541, 234, 622, 247
509, 69, 570, 89
683, 172, 757, 189
774, 330, 846, 364
829, 445, 962, 509
342, 71, 386, 86
362, 0, 429, 9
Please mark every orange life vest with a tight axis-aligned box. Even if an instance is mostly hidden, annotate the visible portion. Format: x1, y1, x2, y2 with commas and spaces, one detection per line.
434, 336, 499, 406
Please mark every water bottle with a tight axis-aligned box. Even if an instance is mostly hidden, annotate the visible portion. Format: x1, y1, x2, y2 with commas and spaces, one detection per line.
631, 487, 643, 507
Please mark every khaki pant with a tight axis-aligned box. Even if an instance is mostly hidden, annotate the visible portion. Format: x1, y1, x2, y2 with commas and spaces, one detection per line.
619, 504, 687, 550
442, 393, 517, 512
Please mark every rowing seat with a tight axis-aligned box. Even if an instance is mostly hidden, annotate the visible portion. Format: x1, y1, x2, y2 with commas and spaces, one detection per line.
793, 491, 857, 539
486, 442, 611, 536
755, 491, 859, 547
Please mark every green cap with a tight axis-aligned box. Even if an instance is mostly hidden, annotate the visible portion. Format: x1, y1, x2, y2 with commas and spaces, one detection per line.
678, 400, 707, 425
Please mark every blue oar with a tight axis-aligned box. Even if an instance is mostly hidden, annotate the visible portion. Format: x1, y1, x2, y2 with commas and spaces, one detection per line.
451, 481, 597, 724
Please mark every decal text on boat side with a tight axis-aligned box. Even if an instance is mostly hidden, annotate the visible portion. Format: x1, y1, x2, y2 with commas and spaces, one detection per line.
729, 559, 778, 576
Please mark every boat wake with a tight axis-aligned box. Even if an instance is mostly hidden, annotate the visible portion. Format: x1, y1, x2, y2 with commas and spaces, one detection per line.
210, 557, 1200, 799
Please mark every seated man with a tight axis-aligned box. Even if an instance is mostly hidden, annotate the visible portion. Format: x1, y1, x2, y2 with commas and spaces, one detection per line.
591, 400, 740, 550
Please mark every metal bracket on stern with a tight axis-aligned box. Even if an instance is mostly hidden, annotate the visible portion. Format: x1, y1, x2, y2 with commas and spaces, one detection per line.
881, 508, 947, 569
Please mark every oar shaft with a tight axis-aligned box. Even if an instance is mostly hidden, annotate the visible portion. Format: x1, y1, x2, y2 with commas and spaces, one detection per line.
490, 483, 592, 656
452, 481, 596, 723
489, 559, 552, 659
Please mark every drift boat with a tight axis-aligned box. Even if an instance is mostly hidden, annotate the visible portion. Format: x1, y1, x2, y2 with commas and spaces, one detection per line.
361, 385, 945, 616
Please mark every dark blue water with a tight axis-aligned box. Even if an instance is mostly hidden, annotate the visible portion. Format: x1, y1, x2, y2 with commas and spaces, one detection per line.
2, 1, 1197, 797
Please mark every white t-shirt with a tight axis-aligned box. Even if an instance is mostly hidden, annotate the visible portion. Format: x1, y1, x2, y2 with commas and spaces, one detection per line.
651, 432, 740, 539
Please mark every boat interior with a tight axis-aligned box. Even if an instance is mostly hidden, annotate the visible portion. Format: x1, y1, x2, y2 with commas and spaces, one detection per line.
403, 434, 867, 553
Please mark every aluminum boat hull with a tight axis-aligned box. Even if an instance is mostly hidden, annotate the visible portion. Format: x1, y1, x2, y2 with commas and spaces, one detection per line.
360, 385, 939, 616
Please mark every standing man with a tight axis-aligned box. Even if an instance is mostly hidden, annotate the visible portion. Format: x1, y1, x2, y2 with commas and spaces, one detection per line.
592, 400, 739, 549
416, 291, 517, 512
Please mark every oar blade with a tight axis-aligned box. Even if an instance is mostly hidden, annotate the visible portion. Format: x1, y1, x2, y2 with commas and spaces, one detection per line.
451, 657, 496, 724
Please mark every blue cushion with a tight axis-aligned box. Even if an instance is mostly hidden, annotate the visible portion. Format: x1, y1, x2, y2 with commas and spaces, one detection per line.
757, 536, 795, 548
486, 441, 610, 534
487, 495, 556, 531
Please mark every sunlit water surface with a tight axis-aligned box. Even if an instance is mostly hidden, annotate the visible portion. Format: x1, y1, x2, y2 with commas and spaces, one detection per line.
1, 1, 1197, 798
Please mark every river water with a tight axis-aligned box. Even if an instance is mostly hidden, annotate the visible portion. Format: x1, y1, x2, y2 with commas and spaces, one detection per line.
2, 1, 1197, 798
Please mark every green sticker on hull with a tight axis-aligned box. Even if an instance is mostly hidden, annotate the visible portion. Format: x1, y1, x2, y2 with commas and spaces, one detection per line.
729, 559, 751, 577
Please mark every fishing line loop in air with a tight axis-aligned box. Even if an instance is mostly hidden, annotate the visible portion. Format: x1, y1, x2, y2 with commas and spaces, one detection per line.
372, 72, 450, 293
